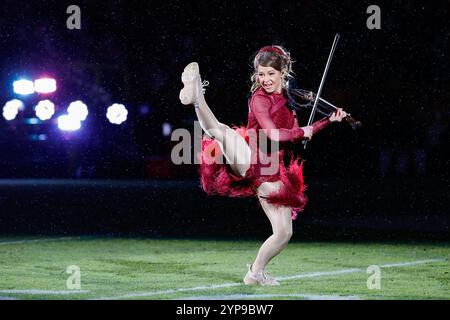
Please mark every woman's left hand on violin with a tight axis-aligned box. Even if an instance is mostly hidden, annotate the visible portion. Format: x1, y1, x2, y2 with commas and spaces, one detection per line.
329, 108, 347, 122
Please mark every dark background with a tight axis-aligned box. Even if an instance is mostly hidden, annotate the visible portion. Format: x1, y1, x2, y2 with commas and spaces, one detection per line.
0, 1, 448, 240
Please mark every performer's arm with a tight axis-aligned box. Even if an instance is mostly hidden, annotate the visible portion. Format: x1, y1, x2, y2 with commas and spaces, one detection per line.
293, 113, 331, 135
292, 113, 331, 143
252, 95, 305, 141
311, 117, 331, 134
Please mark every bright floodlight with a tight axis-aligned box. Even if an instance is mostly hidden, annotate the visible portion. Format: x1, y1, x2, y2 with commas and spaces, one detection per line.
34, 78, 57, 93
57, 115, 81, 131
67, 100, 88, 121
106, 103, 128, 125
2, 99, 24, 121
13, 79, 35, 95
35, 100, 55, 121
4, 99, 24, 111
3, 109, 17, 120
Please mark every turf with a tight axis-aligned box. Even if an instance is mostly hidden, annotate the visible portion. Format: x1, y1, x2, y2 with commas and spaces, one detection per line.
0, 237, 448, 300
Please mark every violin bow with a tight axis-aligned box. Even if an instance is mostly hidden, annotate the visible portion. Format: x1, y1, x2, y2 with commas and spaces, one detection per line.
303, 33, 340, 150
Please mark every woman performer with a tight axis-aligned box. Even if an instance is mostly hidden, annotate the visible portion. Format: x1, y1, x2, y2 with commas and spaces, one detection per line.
179, 45, 347, 285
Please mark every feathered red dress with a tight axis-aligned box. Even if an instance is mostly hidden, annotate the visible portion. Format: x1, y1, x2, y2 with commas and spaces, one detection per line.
199, 87, 330, 219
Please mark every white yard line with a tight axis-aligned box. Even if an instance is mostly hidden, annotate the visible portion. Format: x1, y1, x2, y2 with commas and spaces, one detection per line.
0, 290, 89, 295
379, 259, 446, 268
276, 258, 446, 281
276, 268, 362, 281
96, 283, 241, 300
173, 293, 360, 300
95, 258, 446, 300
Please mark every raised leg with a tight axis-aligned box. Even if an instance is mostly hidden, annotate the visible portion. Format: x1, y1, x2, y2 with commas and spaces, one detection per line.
179, 62, 251, 177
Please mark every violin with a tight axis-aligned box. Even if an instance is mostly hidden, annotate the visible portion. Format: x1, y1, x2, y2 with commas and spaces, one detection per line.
289, 88, 362, 131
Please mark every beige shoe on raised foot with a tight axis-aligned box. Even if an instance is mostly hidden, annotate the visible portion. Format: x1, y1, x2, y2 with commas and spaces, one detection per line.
179, 62, 209, 107
243, 264, 280, 286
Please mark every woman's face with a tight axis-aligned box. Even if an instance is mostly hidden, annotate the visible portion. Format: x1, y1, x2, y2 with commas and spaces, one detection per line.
257, 65, 283, 94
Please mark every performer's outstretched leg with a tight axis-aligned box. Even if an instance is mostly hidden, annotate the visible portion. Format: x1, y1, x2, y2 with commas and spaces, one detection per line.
244, 181, 293, 286
180, 62, 251, 177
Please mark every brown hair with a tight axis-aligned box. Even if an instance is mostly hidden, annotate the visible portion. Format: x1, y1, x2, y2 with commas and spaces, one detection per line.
250, 45, 294, 93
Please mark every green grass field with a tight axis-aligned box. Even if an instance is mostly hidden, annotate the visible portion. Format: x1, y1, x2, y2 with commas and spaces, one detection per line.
0, 237, 449, 300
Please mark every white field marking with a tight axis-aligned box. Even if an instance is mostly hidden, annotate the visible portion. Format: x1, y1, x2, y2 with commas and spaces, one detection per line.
276, 258, 446, 281
174, 293, 361, 300
94, 258, 446, 300
0, 237, 79, 245
379, 259, 447, 268
95, 283, 241, 300
0, 296, 19, 300
0, 290, 89, 295
276, 268, 362, 281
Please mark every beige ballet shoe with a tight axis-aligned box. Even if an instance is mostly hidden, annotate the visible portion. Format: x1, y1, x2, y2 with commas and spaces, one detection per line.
243, 264, 280, 286
179, 62, 209, 107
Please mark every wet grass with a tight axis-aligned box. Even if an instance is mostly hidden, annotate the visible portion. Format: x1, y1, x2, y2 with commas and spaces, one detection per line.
0, 237, 448, 300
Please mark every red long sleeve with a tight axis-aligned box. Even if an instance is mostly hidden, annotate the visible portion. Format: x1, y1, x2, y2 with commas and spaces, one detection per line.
252, 95, 305, 141
292, 108, 332, 133
311, 117, 331, 134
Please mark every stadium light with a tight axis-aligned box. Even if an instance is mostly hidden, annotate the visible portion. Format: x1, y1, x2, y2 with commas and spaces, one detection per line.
57, 115, 81, 131
67, 100, 88, 121
34, 78, 57, 94
2, 99, 24, 121
35, 100, 55, 121
13, 79, 35, 95
106, 103, 128, 125
3, 106, 18, 121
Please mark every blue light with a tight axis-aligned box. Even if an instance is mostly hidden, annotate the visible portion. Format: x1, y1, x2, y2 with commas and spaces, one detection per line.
13, 79, 35, 95
162, 122, 172, 137
29, 134, 48, 141
24, 118, 41, 125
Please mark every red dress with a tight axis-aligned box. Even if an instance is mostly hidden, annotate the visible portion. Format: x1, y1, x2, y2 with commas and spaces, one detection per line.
199, 87, 331, 219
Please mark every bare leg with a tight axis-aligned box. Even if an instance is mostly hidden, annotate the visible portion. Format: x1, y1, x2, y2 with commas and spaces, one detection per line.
180, 62, 251, 177
252, 181, 293, 273
196, 94, 251, 177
